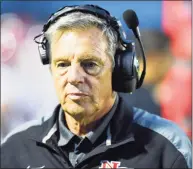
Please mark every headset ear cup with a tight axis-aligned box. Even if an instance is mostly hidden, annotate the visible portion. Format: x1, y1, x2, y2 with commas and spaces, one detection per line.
112, 47, 139, 93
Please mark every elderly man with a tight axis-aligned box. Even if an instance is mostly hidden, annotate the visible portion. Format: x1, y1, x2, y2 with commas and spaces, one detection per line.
1, 4, 191, 169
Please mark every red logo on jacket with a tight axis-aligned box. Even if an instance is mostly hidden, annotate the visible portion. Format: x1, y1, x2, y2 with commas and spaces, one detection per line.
99, 161, 128, 168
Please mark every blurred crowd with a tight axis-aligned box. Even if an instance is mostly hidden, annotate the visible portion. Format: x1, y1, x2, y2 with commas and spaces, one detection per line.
1, 1, 192, 141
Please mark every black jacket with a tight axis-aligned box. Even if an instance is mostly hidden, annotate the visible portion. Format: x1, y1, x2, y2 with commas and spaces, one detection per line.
1, 94, 192, 168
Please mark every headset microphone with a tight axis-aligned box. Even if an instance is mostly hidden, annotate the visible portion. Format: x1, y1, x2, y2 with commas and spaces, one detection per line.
123, 10, 146, 88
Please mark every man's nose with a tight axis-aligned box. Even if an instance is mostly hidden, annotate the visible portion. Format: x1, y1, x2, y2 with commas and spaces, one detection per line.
67, 64, 84, 85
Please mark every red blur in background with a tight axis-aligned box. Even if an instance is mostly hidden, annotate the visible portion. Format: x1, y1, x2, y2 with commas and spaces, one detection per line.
161, 1, 192, 139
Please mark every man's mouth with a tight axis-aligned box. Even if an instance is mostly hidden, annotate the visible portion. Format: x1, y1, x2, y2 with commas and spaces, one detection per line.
66, 93, 88, 100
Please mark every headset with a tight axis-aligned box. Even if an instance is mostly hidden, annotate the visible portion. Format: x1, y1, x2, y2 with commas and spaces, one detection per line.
34, 4, 146, 93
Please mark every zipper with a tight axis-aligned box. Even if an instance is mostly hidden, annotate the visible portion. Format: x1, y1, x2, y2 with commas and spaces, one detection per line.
36, 141, 66, 167
30, 138, 73, 168
50, 138, 74, 168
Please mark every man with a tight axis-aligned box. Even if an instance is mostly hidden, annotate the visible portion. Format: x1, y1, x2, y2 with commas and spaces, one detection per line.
1, 4, 191, 168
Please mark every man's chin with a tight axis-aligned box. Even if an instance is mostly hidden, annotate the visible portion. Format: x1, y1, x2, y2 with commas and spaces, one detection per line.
62, 102, 85, 117
61, 99, 99, 121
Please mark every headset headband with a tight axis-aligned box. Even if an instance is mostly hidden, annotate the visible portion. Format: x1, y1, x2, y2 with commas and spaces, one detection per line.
43, 5, 119, 32
34, 5, 129, 47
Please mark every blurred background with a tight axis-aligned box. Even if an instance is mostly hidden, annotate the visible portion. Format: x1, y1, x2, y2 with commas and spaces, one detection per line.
1, 1, 192, 141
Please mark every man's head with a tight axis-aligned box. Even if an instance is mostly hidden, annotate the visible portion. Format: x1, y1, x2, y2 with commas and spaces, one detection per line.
45, 11, 119, 125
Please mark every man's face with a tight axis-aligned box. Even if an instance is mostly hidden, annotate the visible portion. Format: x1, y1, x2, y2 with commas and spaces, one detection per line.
50, 27, 115, 125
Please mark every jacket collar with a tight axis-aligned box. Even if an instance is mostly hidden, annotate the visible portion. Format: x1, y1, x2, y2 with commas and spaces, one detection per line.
110, 93, 135, 143
31, 104, 60, 143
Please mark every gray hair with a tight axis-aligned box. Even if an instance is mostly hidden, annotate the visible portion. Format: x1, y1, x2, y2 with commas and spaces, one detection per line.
45, 12, 119, 68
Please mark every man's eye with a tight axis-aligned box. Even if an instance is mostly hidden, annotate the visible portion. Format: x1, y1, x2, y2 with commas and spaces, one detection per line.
81, 62, 101, 75
56, 62, 70, 68
82, 62, 97, 69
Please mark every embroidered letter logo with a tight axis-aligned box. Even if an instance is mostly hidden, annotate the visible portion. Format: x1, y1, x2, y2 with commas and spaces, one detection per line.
99, 161, 127, 168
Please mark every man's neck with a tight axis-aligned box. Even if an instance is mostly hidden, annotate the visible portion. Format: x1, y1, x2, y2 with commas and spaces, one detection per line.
64, 113, 99, 137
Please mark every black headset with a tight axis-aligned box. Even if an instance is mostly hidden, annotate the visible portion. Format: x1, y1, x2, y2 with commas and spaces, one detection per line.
34, 4, 145, 93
